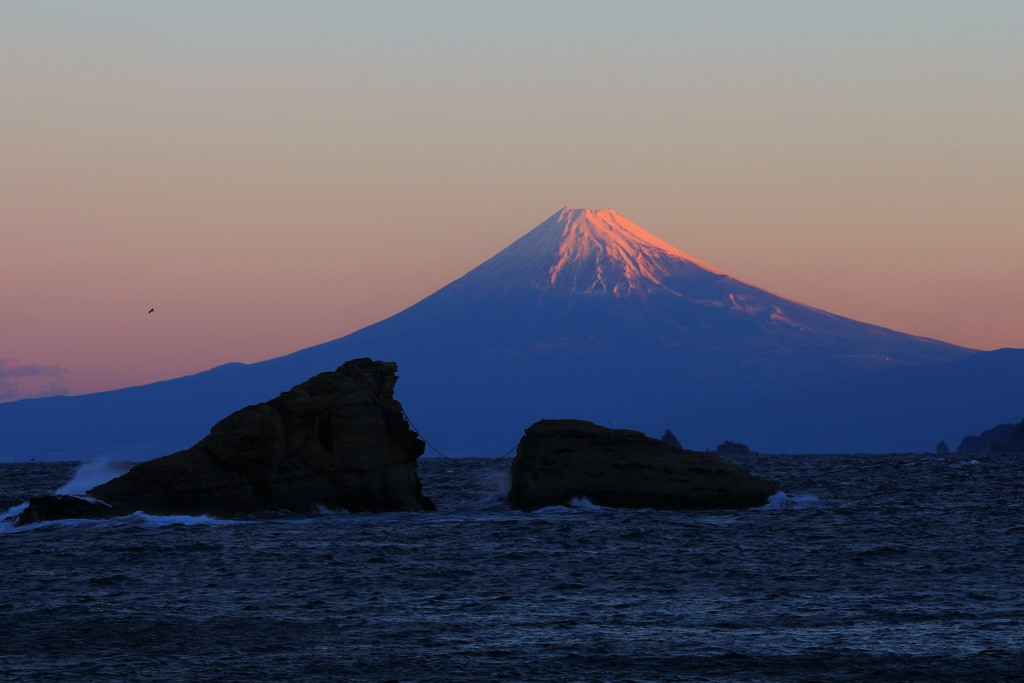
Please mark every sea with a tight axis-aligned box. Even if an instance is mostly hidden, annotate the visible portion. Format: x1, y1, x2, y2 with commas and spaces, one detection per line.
1, 453, 1022, 682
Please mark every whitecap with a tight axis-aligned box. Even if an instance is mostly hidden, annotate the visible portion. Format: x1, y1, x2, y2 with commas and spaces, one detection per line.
0, 502, 29, 533
0, 507, 122, 534
126, 511, 240, 526
533, 496, 606, 513
758, 491, 824, 510
56, 460, 135, 495
1, 501, 28, 520
567, 496, 603, 511
312, 504, 352, 516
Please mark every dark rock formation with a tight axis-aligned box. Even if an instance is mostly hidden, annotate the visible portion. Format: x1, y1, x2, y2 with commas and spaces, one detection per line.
715, 439, 753, 455
17, 359, 434, 524
661, 429, 683, 449
16, 495, 117, 525
507, 419, 777, 512
936, 440, 950, 455
992, 420, 1024, 453
957, 421, 1020, 453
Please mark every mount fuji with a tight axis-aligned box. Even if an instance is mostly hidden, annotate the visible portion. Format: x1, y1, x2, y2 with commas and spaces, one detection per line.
2, 207, 1022, 460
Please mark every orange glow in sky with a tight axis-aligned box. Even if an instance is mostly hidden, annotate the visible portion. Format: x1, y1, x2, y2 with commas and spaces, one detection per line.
1, 3, 1022, 399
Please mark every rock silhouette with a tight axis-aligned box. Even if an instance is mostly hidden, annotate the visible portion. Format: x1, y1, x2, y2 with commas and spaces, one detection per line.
992, 419, 1024, 453
17, 359, 433, 524
507, 419, 776, 512
16, 494, 117, 525
957, 420, 1022, 453
715, 439, 753, 455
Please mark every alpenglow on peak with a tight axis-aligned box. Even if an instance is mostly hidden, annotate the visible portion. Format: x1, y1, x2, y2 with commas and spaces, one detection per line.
463, 206, 726, 296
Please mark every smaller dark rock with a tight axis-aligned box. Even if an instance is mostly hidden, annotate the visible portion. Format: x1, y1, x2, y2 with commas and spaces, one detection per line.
936, 440, 950, 455
16, 495, 118, 525
508, 419, 777, 512
715, 439, 753, 455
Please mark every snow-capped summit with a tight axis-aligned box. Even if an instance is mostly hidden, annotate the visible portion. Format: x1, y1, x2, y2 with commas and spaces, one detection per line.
439, 208, 868, 341
466, 206, 723, 296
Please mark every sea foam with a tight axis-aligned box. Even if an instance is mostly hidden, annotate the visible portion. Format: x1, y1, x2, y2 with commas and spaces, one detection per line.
568, 496, 604, 511
56, 460, 134, 495
126, 511, 240, 526
0, 502, 29, 533
759, 491, 824, 510
533, 496, 606, 513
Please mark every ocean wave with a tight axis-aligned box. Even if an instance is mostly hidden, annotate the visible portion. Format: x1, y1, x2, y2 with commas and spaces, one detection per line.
568, 496, 603, 511
312, 504, 353, 516
124, 511, 242, 526
758, 491, 825, 510
0, 509, 120, 534
0, 502, 29, 533
55, 460, 134, 495
951, 459, 982, 469
532, 496, 606, 513
0, 507, 245, 533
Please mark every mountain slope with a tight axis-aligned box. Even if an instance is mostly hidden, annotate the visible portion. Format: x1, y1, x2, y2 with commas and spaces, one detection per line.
2, 207, 1015, 460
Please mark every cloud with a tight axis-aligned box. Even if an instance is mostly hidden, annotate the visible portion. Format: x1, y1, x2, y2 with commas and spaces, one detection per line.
0, 359, 69, 401
0, 359, 67, 378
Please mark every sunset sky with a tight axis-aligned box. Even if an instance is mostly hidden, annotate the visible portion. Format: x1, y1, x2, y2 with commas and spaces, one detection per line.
3, 1, 1022, 400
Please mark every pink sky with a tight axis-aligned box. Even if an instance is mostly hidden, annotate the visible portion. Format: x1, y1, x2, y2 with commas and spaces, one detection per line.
2, 3, 1022, 400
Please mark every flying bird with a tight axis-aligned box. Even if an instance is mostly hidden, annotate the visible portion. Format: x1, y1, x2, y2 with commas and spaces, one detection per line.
148, 308, 154, 314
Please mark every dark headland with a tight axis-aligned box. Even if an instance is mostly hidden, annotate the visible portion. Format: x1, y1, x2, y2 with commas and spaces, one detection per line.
16, 359, 434, 525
